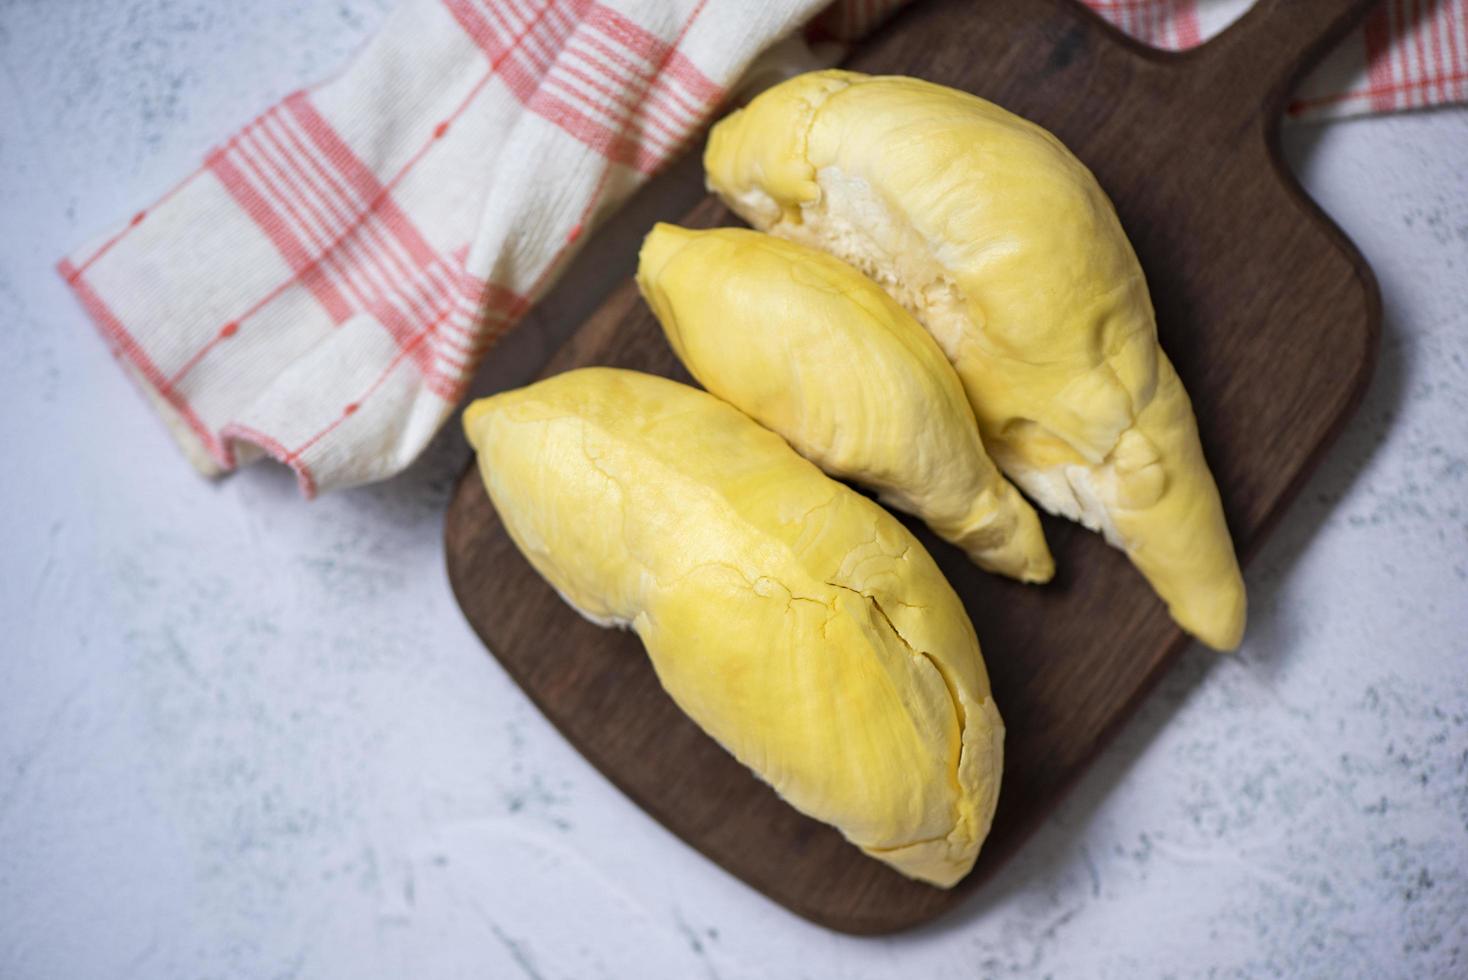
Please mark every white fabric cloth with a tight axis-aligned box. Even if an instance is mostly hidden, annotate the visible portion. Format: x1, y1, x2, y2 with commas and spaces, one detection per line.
59, 0, 829, 495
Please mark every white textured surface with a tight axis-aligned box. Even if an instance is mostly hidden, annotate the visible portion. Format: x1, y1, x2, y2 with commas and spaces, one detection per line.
2, 2, 1466, 977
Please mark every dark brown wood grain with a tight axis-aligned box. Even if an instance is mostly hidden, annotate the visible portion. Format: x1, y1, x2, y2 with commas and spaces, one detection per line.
444, 0, 1381, 935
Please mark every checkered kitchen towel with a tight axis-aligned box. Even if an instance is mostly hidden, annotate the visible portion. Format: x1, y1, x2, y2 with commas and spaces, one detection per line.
1092, 0, 1468, 118
60, 0, 1468, 496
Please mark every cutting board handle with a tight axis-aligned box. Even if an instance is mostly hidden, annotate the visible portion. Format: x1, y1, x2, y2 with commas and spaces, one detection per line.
1191, 0, 1380, 113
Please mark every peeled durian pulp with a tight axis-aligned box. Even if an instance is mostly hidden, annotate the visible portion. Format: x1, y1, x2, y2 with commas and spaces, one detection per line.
463, 367, 1003, 886
636, 223, 1052, 584
704, 69, 1247, 651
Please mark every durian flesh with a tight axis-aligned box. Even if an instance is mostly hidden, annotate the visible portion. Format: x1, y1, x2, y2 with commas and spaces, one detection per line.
705, 69, 1247, 651
463, 367, 1003, 886
637, 223, 1052, 584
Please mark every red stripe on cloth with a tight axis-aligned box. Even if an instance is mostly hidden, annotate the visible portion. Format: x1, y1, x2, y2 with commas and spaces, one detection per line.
444, 0, 585, 96
1289, 67, 1468, 113
626, 0, 714, 173
567, 0, 717, 172
1454, 1, 1468, 87
1407, 0, 1432, 108
557, 47, 652, 120
1423, 0, 1449, 106
537, 56, 684, 161
293, 307, 453, 454
215, 129, 361, 311
369, 292, 441, 376
429, 305, 496, 379
1084, 0, 1219, 51
636, 64, 707, 128
1425, 0, 1449, 103
578, 5, 665, 64
530, 0, 585, 68
442, 0, 507, 62
58, 258, 229, 467
1454, 2, 1468, 98
220, 423, 319, 497
577, 30, 705, 121
443, 0, 721, 172
434, 314, 482, 347
526, 90, 641, 163
500, 44, 554, 103
578, 29, 655, 87
541, 0, 582, 46
1391, 0, 1413, 109
1425, 0, 1467, 106
67, 168, 207, 280
396, 264, 448, 319
1441, 0, 1466, 101
437, 254, 529, 356
235, 120, 379, 311
167, 318, 249, 387
207, 144, 355, 323
264, 113, 433, 323
1173, 4, 1201, 50
1407, 0, 1433, 108
1363, 3, 1401, 112
655, 52, 721, 115
284, 93, 440, 271
382, 259, 481, 361
262, 111, 448, 330
447, 2, 533, 99
545, 63, 683, 150
422, 277, 496, 378
505, 1, 552, 66
585, 3, 720, 102
410, 278, 484, 393
1122, 2, 1140, 43
501, 24, 555, 88
438, 283, 530, 375
548, 59, 644, 123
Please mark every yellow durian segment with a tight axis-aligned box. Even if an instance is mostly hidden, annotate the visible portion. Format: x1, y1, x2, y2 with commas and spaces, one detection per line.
637, 223, 1052, 583
463, 368, 1003, 886
705, 70, 1246, 650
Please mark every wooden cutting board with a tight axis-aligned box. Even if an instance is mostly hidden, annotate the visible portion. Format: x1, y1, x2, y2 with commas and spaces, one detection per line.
444, 0, 1380, 934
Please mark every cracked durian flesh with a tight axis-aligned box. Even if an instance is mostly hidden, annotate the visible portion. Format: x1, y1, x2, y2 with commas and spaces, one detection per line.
637, 223, 1052, 584
463, 367, 1003, 886
704, 69, 1247, 651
